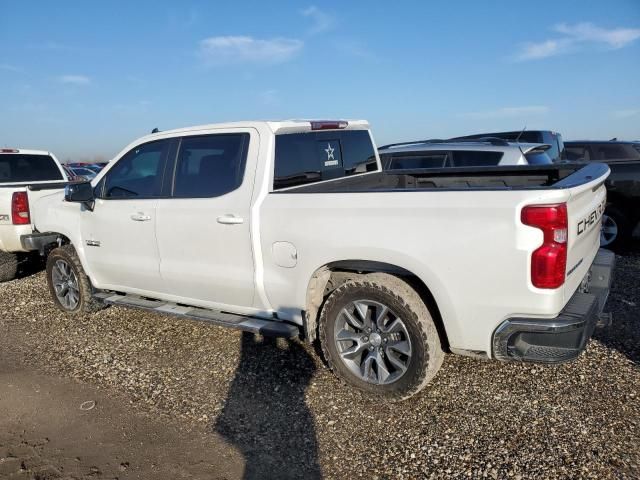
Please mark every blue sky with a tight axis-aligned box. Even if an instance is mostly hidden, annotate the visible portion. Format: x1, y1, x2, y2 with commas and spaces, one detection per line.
1, 0, 639, 161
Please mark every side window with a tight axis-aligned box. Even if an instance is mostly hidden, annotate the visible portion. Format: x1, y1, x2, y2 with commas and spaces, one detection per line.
385, 153, 448, 170
102, 140, 170, 199
595, 144, 634, 160
451, 151, 503, 167
173, 133, 249, 198
565, 146, 589, 161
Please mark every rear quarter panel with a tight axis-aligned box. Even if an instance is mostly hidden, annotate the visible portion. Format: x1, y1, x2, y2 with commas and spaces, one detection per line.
259, 187, 573, 355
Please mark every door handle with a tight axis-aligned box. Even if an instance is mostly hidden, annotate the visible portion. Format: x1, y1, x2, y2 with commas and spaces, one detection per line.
217, 214, 244, 225
130, 213, 152, 222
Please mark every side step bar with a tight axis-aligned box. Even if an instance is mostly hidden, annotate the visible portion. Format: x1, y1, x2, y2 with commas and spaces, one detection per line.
94, 293, 300, 338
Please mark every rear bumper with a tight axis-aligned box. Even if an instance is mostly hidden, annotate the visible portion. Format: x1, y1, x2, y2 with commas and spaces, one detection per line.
492, 249, 615, 363
21, 232, 59, 253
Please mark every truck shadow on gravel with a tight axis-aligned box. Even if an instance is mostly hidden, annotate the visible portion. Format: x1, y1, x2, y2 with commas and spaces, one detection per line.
213, 332, 322, 480
15, 253, 45, 280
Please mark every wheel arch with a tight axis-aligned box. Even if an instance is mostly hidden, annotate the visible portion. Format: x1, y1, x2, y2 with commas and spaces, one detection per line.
303, 259, 451, 352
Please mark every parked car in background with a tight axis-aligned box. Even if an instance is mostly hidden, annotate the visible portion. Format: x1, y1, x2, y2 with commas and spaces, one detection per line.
565, 140, 640, 249
452, 130, 566, 162
0, 148, 68, 282
378, 138, 553, 170
62, 165, 82, 182
69, 166, 97, 181
84, 164, 104, 174
25, 119, 613, 399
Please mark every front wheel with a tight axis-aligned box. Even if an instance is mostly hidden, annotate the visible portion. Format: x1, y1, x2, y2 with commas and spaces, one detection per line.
46, 245, 106, 314
319, 273, 444, 400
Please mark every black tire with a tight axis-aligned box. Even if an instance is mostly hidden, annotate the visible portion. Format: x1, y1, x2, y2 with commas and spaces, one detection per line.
0, 251, 18, 283
319, 272, 444, 400
46, 245, 105, 314
601, 206, 630, 251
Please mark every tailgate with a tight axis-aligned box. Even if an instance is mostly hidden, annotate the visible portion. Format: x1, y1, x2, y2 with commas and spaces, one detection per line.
564, 176, 608, 300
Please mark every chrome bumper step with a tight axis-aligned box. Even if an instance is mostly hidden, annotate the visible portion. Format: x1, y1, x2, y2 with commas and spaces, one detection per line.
93, 293, 300, 338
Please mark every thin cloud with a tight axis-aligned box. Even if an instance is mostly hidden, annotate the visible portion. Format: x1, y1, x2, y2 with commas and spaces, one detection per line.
58, 75, 91, 85
555, 22, 640, 48
301, 6, 335, 34
515, 22, 640, 61
199, 36, 303, 66
516, 39, 572, 61
459, 106, 550, 119
0, 63, 22, 72
612, 108, 640, 119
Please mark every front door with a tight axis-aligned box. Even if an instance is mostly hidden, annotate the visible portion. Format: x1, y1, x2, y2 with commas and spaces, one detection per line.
81, 138, 173, 293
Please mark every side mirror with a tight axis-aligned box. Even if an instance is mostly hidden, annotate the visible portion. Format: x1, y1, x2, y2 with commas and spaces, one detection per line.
65, 182, 95, 203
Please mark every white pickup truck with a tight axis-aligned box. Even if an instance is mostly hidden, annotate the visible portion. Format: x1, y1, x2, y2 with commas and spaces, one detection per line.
0, 148, 68, 282
26, 120, 615, 399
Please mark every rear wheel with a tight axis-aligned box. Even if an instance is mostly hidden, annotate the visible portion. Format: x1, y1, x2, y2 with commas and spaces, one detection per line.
319, 273, 444, 400
46, 245, 105, 314
0, 252, 18, 283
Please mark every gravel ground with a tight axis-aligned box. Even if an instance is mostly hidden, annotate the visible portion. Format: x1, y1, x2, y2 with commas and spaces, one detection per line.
1, 252, 639, 479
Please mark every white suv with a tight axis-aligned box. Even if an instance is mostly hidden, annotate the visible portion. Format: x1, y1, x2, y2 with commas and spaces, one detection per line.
379, 138, 553, 170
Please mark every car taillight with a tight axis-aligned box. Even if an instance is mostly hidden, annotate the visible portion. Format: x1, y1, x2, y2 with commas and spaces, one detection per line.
11, 191, 30, 225
521, 203, 568, 289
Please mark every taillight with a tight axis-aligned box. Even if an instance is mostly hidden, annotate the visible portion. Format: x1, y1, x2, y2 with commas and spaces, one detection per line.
11, 191, 30, 225
521, 203, 568, 289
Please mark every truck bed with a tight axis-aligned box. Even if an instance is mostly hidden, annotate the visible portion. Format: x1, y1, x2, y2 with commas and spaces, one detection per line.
279, 163, 608, 193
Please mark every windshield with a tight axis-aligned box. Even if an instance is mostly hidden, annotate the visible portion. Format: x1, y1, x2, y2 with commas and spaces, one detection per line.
0, 154, 64, 183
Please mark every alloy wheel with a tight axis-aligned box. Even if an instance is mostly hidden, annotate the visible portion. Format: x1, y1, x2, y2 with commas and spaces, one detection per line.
334, 299, 412, 385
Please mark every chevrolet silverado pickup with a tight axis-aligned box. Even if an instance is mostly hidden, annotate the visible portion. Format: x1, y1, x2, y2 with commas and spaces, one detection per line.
0, 148, 68, 282
26, 120, 614, 399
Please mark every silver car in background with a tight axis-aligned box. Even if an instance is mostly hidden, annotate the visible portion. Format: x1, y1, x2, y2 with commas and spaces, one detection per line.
378, 138, 553, 170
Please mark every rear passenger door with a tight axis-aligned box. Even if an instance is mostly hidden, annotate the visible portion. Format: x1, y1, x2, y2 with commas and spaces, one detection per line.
155, 130, 257, 310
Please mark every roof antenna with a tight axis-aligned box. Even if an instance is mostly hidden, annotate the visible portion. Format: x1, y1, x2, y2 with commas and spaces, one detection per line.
151, 127, 160, 134
515, 125, 527, 143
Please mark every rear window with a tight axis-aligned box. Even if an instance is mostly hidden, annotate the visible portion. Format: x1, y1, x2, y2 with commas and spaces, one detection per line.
450, 151, 503, 167
0, 154, 64, 183
274, 130, 377, 189
382, 153, 448, 170
525, 151, 553, 165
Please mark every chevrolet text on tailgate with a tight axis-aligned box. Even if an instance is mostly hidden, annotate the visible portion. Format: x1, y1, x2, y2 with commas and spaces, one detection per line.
25, 120, 615, 400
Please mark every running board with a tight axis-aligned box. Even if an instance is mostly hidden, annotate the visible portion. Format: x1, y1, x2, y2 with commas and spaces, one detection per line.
94, 293, 300, 338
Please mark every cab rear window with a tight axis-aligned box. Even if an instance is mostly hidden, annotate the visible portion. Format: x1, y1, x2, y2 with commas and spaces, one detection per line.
525, 151, 553, 165
274, 130, 377, 189
0, 154, 64, 183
